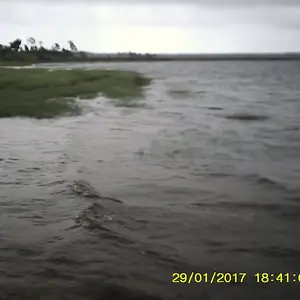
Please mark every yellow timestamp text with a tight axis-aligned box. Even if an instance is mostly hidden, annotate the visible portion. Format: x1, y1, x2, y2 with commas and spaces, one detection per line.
172, 272, 247, 284
255, 273, 300, 283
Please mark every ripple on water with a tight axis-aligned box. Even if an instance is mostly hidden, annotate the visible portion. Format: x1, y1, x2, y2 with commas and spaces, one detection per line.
225, 113, 269, 121
242, 173, 289, 192
70, 180, 122, 203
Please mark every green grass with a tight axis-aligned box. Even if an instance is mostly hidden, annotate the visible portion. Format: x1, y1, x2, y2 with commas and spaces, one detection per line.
0, 61, 35, 66
0, 68, 151, 118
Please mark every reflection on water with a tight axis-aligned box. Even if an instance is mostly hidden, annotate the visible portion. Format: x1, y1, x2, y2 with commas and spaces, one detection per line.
1, 61, 300, 299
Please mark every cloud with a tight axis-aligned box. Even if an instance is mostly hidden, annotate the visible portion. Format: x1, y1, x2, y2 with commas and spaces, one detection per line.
1, 0, 300, 53
3, 0, 300, 5
2, 1, 300, 29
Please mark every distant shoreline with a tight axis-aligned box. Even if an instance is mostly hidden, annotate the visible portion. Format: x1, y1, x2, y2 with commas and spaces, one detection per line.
46, 54, 300, 62
2, 37, 300, 64
82, 52, 300, 61
2, 55, 300, 67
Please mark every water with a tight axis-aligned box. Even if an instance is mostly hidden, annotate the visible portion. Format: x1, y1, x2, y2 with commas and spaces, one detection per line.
1, 61, 300, 300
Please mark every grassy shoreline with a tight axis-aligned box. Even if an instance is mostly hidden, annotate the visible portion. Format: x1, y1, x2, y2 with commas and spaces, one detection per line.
0, 67, 151, 119
0, 61, 35, 66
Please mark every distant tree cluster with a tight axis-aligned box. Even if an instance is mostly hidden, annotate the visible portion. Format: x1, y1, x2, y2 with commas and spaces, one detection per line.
0, 37, 83, 62
116, 51, 156, 59
0, 37, 159, 63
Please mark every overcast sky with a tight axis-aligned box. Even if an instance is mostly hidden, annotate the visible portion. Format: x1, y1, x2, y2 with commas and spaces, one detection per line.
1, 0, 300, 53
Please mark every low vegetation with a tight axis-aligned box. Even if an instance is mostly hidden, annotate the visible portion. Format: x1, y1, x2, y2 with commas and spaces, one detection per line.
0, 68, 151, 119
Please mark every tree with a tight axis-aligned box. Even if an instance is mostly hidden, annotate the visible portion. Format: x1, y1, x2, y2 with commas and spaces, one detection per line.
0, 45, 10, 54
68, 40, 77, 52
9, 39, 22, 51
27, 37, 36, 47
52, 43, 60, 51
37, 41, 46, 52
24, 45, 29, 52
62, 48, 71, 54
26, 37, 37, 51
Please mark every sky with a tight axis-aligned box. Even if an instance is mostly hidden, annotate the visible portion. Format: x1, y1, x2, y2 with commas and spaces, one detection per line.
1, 0, 300, 54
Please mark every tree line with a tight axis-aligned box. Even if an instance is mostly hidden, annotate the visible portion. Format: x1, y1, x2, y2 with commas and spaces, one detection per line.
0, 37, 85, 62
0, 37, 158, 63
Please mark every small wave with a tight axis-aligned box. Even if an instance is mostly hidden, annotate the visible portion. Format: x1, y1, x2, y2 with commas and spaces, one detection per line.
244, 174, 288, 192
216, 201, 300, 221
142, 248, 178, 266
165, 149, 182, 159
75, 203, 132, 245
168, 89, 192, 99
168, 89, 190, 95
257, 177, 286, 189
204, 107, 224, 111
279, 209, 300, 222
71, 180, 102, 199
288, 196, 300, 203
0, 179, 24, 186
75, 203, 110, 228
290, 127, 300, 131
38, 180, 67, 187
217, 202, 286, 212
206, 172, 233, 178
0, 282, 165, 300
180, 128, 200, 135
75, 203, 180, 268
71, 180, 122, 203
225, 113, 269, 121
2, 157, 19, 164
17, 167, 41, 173
110, 99, 147, 108
83, 283, 163, 300
257, 246, 300, 261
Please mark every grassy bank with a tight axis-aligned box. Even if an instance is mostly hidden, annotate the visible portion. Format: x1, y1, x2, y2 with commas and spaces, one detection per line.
0, 61, 35, 66
0, 68, 151, 119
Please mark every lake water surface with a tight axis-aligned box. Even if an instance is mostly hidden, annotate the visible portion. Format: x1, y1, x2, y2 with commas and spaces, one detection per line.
1, 61, 300, 300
